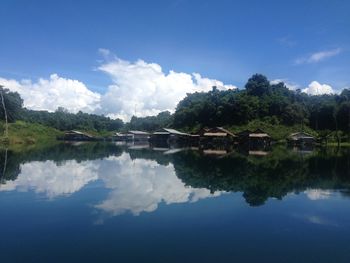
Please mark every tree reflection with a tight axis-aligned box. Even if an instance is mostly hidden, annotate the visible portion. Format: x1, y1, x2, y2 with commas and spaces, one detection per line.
1, 143, 350, 207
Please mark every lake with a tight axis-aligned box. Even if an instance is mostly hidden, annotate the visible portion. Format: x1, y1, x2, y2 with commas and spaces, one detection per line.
0, 143, 350, 263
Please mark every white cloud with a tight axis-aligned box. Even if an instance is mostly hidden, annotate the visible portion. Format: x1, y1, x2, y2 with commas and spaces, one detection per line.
0, 53, 236, 121
97, 54, 237, 121
270, 79, 300, 90
295, 48, 341, 64
0, 74, 101, 113
302, 81, 334, 95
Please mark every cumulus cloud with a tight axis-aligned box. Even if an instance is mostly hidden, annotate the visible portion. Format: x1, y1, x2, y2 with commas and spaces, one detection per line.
295, 48, 341, 64
271, 79, 336, 95
302, 81, 334, 95
270, 79, 300, 90
1, 53, 236, 121
97, 53, 237, 121
0, 74, 101, 113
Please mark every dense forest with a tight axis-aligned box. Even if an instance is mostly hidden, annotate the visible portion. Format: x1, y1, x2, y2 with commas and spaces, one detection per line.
1, 74, 350, 139
173, 74, 350, 134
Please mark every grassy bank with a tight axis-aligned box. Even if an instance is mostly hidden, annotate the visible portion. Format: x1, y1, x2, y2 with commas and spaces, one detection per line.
0, 121, 63, 148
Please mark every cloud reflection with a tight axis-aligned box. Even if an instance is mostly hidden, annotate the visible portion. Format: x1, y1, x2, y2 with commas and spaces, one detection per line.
305, 189, 332, 200
0, 160, 99, 198
0, 153, 222, 216
95, 154, 222, 216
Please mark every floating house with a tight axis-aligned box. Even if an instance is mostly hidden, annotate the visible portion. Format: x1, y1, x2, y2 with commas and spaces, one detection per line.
61, 130, 96, 141
287, 132, 316, 146
113, 130, 150, 142
237, 129, 271, 148
128, 130, 150, 141
150, 128, 189, 145
200, 127, 236, 139
199, 127, 236, 147
113, 132, 133, 141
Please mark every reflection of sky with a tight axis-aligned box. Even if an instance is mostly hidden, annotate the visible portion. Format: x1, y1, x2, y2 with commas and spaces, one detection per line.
304, 189, 332, 200
0, 153, 222, 215
95, 153, 222, 216
0, 160, 99, 198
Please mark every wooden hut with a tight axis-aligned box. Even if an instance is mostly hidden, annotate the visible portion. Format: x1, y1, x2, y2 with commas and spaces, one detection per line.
150, 128, 189, 145
287, 132, 315, 146
113, 130, 150, 142
237, 129, 271, 148
113, 132, 134, 141
199, 127, 236, 147
128, 131, 150, 141
62, 130, 96, 141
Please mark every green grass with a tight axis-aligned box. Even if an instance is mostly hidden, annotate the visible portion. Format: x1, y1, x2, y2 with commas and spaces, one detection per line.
0, 121, 63, 149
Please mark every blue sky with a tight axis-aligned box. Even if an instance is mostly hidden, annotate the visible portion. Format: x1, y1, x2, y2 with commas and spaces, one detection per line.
0, 0, 349, 120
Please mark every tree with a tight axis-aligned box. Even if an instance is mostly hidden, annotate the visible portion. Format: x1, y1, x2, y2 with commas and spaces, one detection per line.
0, 86, 23, 123
245, 74, 271, 96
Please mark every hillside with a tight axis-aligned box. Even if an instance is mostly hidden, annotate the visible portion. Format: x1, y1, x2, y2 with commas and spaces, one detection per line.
0, 121, 63, 147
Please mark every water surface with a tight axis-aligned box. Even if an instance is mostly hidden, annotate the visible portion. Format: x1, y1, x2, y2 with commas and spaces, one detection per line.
1, 143, 350, 262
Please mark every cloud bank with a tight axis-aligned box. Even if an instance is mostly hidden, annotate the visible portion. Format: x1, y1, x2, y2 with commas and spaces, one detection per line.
302, 81, 334, 95
97, 55, 236, 121
0, 74, 101, 113
271, 79, 335, 95
0, 50, 343, 120
0, 53, 236, 121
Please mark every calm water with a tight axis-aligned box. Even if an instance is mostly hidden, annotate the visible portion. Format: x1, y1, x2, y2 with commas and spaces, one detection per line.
0, 143, 350, 263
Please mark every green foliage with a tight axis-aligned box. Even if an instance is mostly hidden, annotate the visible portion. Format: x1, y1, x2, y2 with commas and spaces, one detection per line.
173, 74, 350, 139
0, 87, 23, 122
245, 74, 271, 96
126, 111, 173, 131
21, 108, 124, 132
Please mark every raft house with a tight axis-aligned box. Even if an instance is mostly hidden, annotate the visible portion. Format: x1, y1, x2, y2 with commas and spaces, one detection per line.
237, 129, 271, 148
150, 128, 190, 145
60, 130, 97, 141
199, 127, 236, 147
113, 130, 150, 142
287, 132, 316, 146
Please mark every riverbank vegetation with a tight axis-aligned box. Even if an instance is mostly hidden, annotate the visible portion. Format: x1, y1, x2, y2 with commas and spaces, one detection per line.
0, 74, 349, 145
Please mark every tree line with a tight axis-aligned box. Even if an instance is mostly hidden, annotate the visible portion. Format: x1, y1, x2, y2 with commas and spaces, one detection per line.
173, 74, 350, 136
0, 86, 123, 132
1, 74, 350, 136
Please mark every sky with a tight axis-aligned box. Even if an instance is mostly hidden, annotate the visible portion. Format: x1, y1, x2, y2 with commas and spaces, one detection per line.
0, 0, 349, 121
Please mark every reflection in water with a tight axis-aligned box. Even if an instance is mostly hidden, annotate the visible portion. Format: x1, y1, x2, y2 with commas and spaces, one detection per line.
305, 189, 332, 200
95, 153, 221, 216
0, 143, 350, 215
0, 147, 222, 216
0, 160, 99, 198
